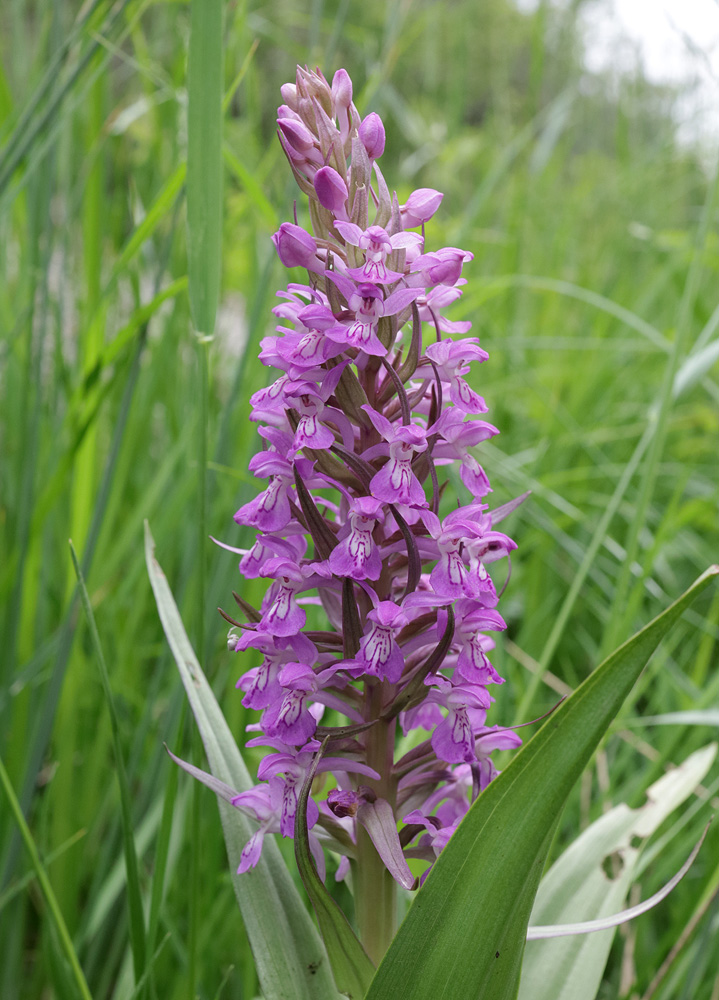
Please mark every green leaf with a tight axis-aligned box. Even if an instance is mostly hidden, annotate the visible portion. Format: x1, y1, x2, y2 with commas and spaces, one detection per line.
365, 566, 718, 1000
70, 541, 147, 989
519, 744, 716, 1000
187, 0, 223, 335
144, 523, 340, 1000
106, 162, 186, 296
0, 757, 93, 1000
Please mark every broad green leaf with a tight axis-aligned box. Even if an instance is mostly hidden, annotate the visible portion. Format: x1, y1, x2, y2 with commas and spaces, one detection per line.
365, 566, 718, 1000
187, 0, 223, 335
518, 744, 716, 1000
144, 523, 340, 1000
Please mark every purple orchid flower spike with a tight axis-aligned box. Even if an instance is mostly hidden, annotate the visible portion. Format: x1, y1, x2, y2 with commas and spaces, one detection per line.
178, 65, 525, 958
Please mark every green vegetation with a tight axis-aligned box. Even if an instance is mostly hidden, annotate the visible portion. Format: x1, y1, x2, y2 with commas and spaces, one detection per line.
1, 1, 718, 998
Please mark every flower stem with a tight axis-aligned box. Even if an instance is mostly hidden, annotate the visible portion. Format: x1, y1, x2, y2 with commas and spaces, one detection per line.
356, 824, 397, 965
356, 691, 397, 964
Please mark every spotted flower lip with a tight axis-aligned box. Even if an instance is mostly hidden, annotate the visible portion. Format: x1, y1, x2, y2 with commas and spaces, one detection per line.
215, 65, 521, 886
323, 272, 421, 356
328, 495, 385, 580
334, 221, 421, 283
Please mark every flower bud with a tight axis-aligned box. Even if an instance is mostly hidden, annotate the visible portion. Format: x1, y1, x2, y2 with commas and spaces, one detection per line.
359, 113, 386, 160
313, 166, 348, 215
296, 66, 333, 116
297, 303, 337, 330
331, 68, 353, 111
277, 118, 316, 153
427, 254, 463, 286
280, 82, 298, 111
415, 247, 471, 286
400, 188, 443, 228
277, 104, 300, 122
272, 223, 319, 269
327, 789, 360, 818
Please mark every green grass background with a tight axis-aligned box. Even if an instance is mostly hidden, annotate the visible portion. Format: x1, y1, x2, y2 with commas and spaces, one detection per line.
1, 0, 718, 997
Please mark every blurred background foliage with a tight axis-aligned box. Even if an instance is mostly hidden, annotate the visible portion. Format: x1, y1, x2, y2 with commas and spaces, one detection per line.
1, 0, 718, 997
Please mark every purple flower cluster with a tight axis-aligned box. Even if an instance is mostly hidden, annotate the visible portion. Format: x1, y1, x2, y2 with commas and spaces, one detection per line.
222, 66, 521, 885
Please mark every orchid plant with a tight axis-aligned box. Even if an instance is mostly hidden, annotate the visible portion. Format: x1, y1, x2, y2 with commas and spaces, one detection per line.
212, 65, 525, 962
147, 62, 718, 1000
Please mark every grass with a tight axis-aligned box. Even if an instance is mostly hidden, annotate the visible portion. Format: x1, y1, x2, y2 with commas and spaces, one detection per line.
1, 1, 718, 998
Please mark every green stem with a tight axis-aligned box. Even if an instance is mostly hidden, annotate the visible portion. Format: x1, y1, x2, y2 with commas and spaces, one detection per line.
189, 335, 209, 1000
356, 685, 397, 964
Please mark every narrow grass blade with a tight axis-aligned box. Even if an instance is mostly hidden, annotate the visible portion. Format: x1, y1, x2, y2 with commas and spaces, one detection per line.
625, 711, 719, 727
0, 756, 93, 1000
601, 160, 719, 656
187, 0, 223, 335
144, 523, 340, 1000
146, 707, 184, 970
0, 830, 87, 914
0, 0, 131, 198
69, 541, 147, 988
365, 566, 718, 1000
519, 745, 716, 1000
673, 339, 719, 399
465, 273, 668, 351
106, 163, 186, 296
527, 825, 708, 940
